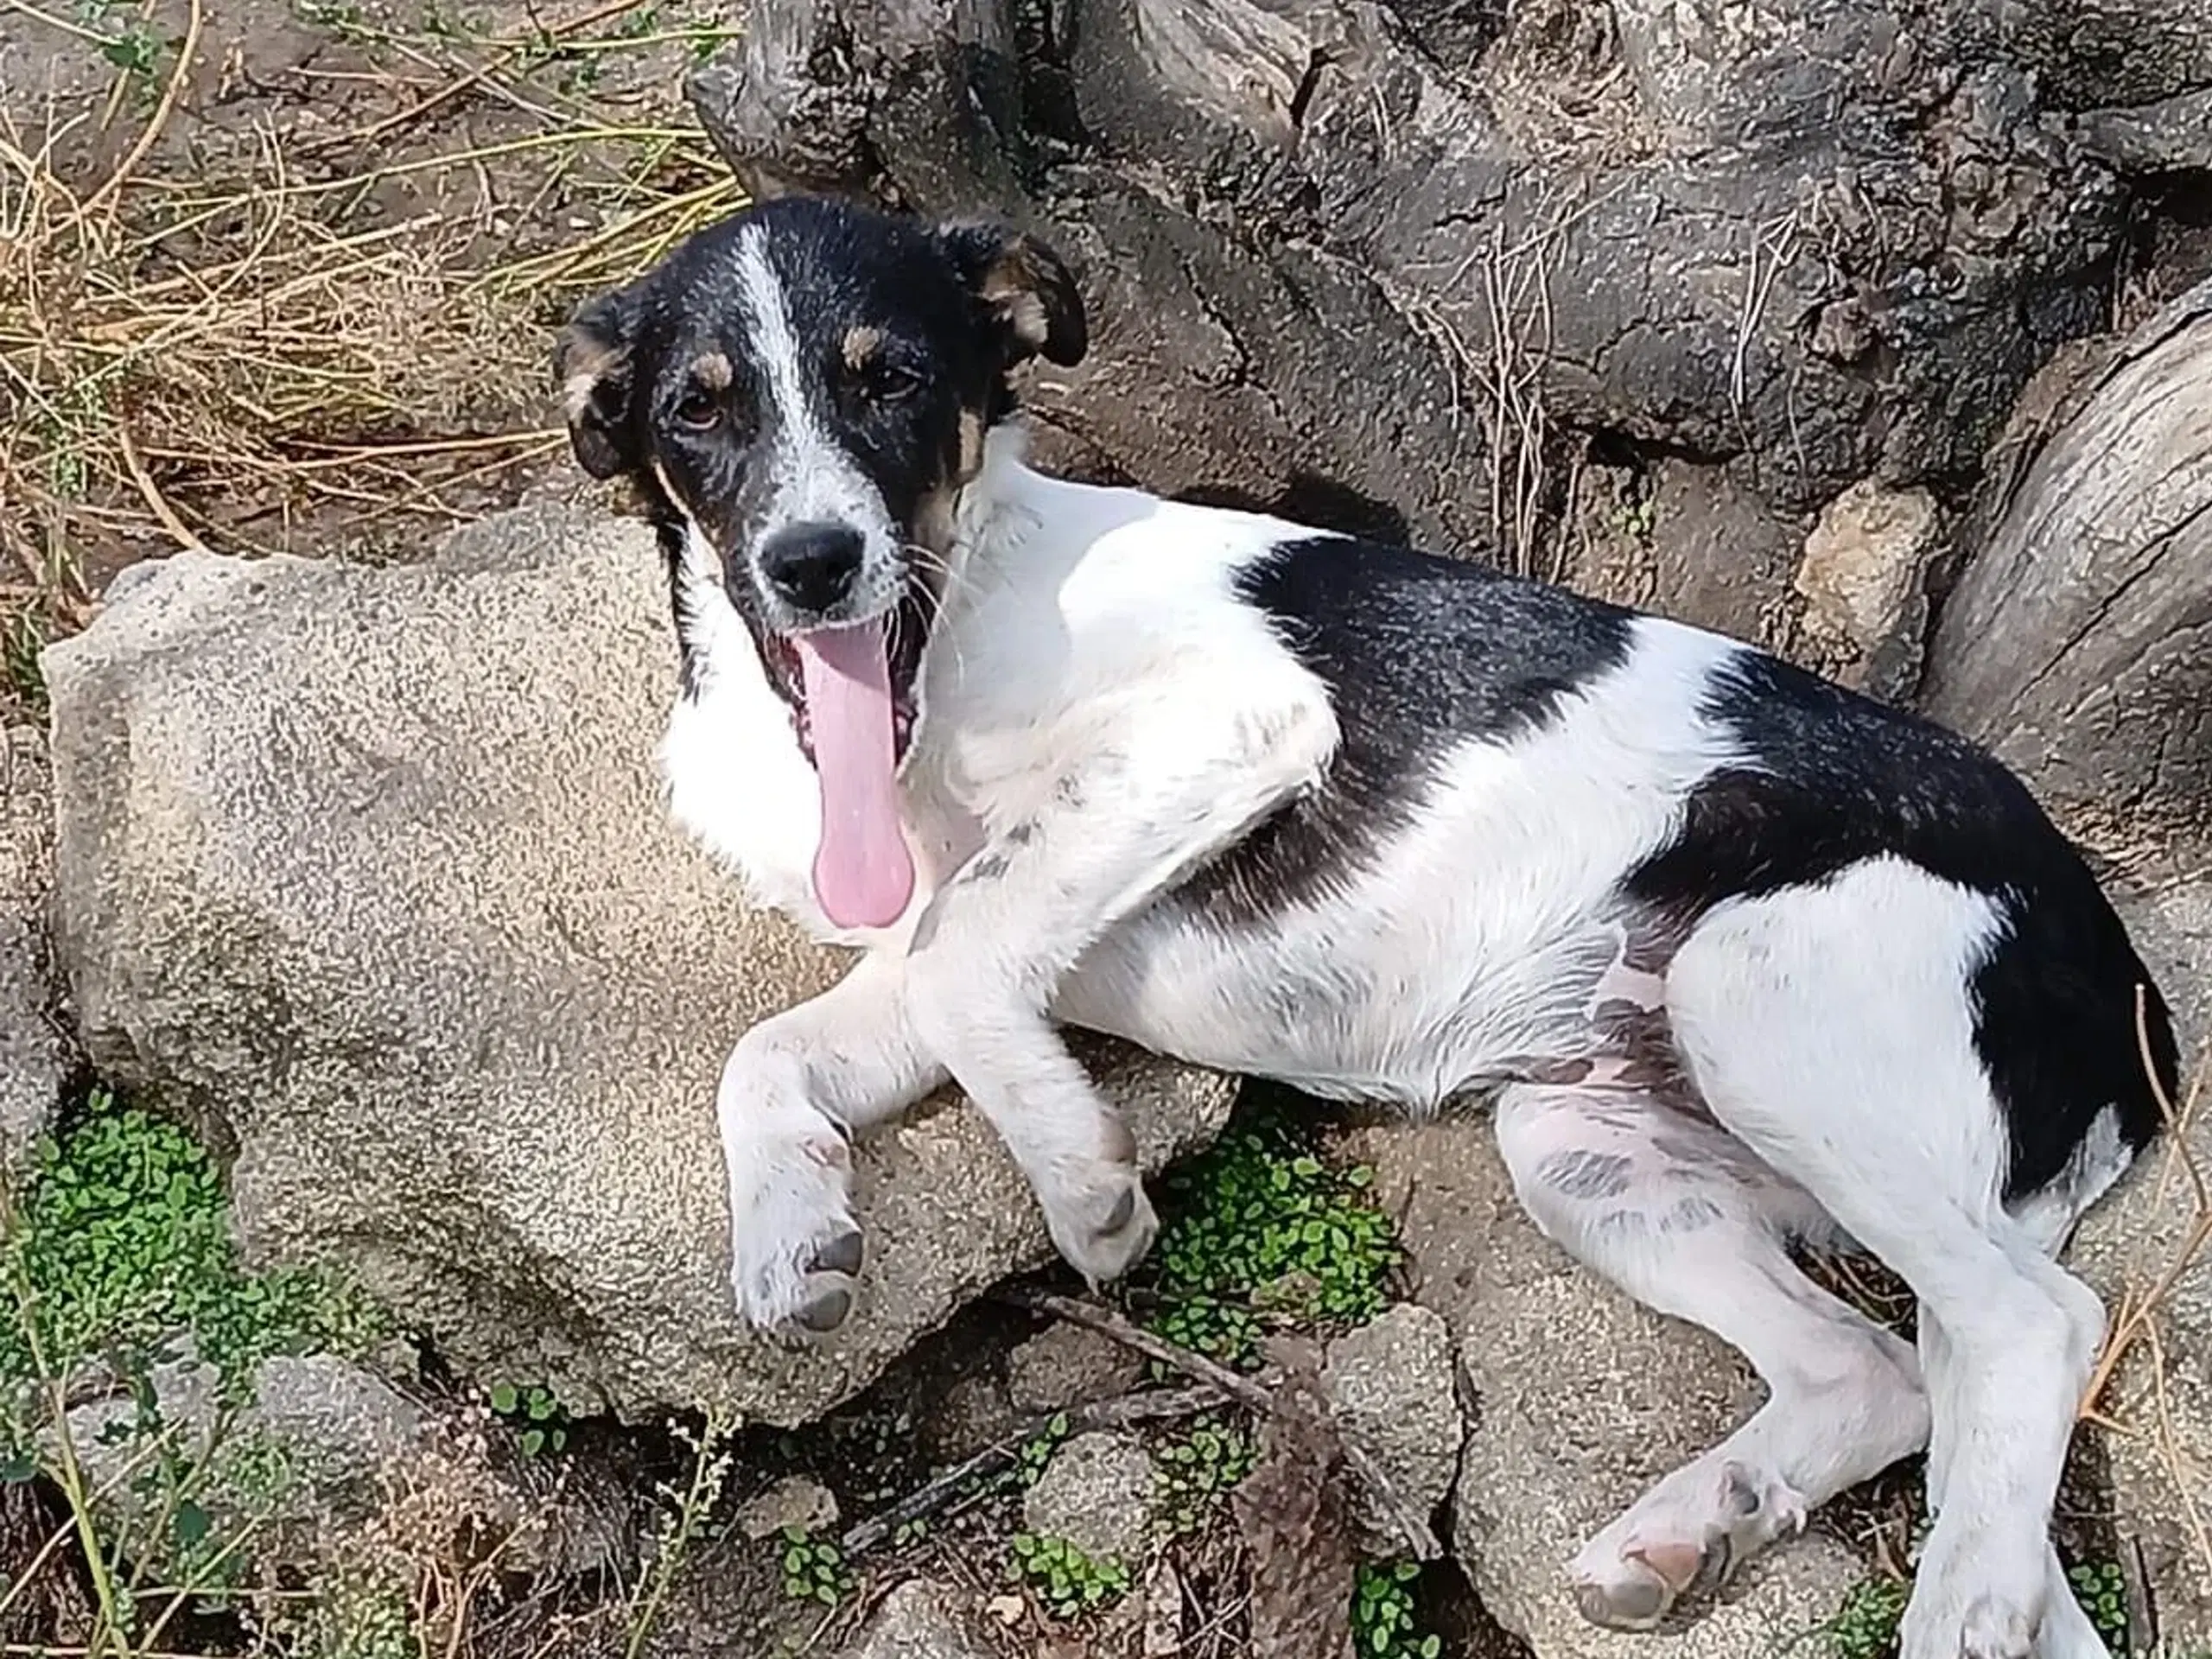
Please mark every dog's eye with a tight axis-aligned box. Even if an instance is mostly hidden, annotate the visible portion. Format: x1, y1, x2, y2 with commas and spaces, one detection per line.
862, 361, 925, 404
674, 386, 721, 430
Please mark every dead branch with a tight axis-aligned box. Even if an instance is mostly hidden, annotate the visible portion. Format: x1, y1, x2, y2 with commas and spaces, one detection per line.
840, 1381, 1225, 1558
999, 1287, 1444, 1560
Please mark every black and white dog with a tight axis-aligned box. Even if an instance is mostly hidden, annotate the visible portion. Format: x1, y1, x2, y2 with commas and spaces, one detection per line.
556, 195, 2177, 1659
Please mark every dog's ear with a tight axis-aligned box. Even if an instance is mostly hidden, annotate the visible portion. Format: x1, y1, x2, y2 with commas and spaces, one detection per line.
936, 219, 1088, 370
554, 285, 642, 480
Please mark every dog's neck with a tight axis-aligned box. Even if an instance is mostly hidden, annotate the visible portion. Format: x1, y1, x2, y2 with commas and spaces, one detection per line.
950, 421, 1042, 552
939, 420, 1053, 609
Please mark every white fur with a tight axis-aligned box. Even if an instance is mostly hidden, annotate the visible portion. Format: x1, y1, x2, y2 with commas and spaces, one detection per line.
1665, 862, 2107, 1659
672, 424, 2124, 1659
732, 230, 906, 626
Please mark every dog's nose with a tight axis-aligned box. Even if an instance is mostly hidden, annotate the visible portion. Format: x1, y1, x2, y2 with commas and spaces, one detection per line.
757, 522, 866, 615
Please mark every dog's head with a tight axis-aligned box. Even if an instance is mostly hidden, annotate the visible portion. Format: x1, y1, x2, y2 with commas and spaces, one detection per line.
555, 195, 1085, 928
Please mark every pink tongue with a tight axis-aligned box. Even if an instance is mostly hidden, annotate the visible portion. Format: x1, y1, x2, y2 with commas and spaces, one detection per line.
796, 623, 915, 930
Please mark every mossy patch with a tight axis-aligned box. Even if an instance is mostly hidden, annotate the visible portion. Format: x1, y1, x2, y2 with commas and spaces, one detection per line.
2, 1090, 385, 1405
1138, 1090, 1401, 1367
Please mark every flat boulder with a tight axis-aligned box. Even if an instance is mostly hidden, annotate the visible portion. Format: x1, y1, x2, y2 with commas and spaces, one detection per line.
41, 503, 1235, 1425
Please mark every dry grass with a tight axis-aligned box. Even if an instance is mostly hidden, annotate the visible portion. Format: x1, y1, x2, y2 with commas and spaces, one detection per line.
2077, 995, 2212, 1586
0, 0, 746, 716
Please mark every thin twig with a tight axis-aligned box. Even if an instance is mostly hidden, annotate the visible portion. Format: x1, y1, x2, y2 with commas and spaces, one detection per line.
1000, 1287, 1444, 1560
2, 0, 113, 45
116, 421, 210, 554
313, 0, 649, 152
1001, 1288, 1274, 1409
81, 0, 204, 222
842, 1382, 1224, 1558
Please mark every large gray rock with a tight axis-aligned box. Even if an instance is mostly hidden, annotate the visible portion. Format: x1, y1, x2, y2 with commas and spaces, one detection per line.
1006, 1321, 1147, 1415
839, 1579, 1000, 1659
1344, 1119, 1865, 1659
1022, 1429, 1154, 1565
1321, 1303, 1461, 1561
40, 504, 1236, 1425
60, 1341, 630, 1588
1, 722, 68, 1179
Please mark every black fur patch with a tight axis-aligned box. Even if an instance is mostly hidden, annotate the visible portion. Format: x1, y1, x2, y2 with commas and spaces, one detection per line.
616, 202, 1010, 578
557, 196, 1085, 728
1624, 651, 2179, 1203
1168, 534, 1634, 923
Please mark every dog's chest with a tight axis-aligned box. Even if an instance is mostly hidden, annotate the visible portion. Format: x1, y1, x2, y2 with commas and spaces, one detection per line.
658, 624, 961, 944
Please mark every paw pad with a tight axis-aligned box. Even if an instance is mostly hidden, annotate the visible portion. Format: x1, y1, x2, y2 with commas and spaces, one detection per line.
811, 1228, 865, 1278
795, 1283, 854, 1334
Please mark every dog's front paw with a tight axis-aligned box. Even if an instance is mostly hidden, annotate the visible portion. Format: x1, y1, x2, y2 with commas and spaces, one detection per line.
1043, 1165, 1159, 1289
719, 1083, 867, 1336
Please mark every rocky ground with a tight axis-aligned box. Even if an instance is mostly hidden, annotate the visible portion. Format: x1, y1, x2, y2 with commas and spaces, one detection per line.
3, 0, 2210, 1656
3, 483, 2205, 1656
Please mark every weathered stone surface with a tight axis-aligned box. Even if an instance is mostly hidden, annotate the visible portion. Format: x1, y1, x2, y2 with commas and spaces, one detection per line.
918, 1361, 1024, 1464
1022, 1430, 1154, 1565
41, 502, 1236, 1426
1563, 458, 1806, 659
735, 1473, 839, 1542
1924, 275, 2212, 840
61, 1343, 415, 1540
1, 723, 67, 1179
687, 0, 2204, 607
60, 1340, 627, 1580
1346, 1119, 1865, 1659
840, 1579, 1000, 1659
1792, 480, 1944, 702
1007, 1322, 1147, 1416
2071, 874, 2212, 1651
1322, 1303, 1461, 1561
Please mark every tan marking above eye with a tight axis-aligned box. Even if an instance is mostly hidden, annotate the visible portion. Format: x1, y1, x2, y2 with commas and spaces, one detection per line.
842, 326, 884, 370
690, 352, 734, 391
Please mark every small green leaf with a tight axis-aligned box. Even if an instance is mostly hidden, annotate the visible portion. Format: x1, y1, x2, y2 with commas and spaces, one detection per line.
172, 1501, 212, 1547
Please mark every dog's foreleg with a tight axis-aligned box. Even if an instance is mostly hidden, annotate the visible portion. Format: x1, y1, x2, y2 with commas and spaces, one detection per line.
903, 700, 1334, 1285
718, 952, 946, 1333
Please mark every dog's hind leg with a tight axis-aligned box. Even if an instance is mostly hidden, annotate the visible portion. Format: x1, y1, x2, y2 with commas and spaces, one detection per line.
1662, 857, 2107, 1659
1916, 1314, 2111, 1659
1497, 1082, 1929, 1630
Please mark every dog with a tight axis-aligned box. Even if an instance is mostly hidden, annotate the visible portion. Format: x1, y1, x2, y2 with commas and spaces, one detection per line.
555, 194, 2178, 1659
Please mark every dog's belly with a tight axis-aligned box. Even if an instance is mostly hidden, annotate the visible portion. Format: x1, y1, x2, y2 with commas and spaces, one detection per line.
1056, 890, 1681, 1111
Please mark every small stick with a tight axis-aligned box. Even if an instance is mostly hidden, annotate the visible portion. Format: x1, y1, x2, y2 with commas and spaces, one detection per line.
81, 0, 204, 221
1001, 1287, 1444, 1560
841, 1382, 1223, 1557
116, 422, 209, 555
1001, 1287, 1274, 1410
